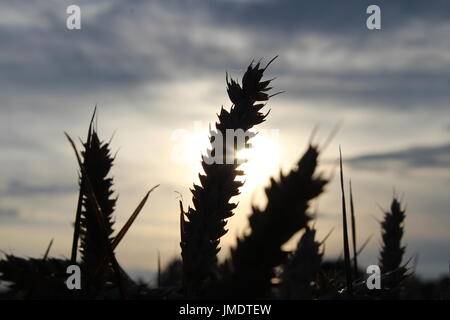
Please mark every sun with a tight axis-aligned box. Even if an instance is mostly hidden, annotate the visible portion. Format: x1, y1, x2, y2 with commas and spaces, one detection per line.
236, 131, 281, 192
185, 125, 281, 193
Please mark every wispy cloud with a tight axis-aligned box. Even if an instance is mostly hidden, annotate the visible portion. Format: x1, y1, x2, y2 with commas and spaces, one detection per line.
0, 207, 18, 218
347, 142, 450, 170
2, 179, 76, 197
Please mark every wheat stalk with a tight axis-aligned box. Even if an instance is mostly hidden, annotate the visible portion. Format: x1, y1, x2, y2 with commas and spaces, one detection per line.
70, 108, 97, 263
280, 226, 323, 299
65, 133, 127, 298
77, 127, 117, 282
180, 58, 276, 296
210, 145, 327, 298
379, 197, 407, 290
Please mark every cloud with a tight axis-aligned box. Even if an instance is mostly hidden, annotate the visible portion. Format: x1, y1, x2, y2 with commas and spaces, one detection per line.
204, 0, 450, 34
0, 207, 18, 218
3, 179, 76, 197
347, 142, 450, 170
1, 0, 449, 111
279, 68, 450, 110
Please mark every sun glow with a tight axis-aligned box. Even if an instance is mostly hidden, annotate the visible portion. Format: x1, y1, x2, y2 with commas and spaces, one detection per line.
237, 130, 281, 192
178, 123, 281, 193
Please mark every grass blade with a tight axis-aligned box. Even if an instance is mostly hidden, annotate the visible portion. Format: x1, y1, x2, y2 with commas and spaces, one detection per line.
43, 239, 54, 261
70, 108, 97, 263
349, 180, 358, 277
356, 234, 373, 256
93, 186, 159, 281
157, 250, 161, 288
339, 147, 353, 297
112, 185, 159, 248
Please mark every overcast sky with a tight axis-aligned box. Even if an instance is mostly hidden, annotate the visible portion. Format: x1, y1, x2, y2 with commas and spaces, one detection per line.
0, 0, 449, 281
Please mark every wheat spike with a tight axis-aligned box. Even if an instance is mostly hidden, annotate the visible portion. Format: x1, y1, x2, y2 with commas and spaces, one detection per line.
210, 145, 327, 298
78, 127, 117, 281
280, 226, 323, 299
379, 197, 407, 290
180, 58, 276, 296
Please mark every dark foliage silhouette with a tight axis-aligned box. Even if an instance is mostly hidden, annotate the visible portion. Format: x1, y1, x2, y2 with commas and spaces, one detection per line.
379, 198, 408, 293
180, 58, 276, 296
280, 226, 323, 299
208, 145, 327, 299
79, 121, 117, 284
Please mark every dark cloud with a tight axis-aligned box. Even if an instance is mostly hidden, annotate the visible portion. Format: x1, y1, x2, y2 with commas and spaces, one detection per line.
0, 15, 164, 92
347, 142, 450, 170
206, 0, 450, 34
279, 69, 450, 110
3, 179, 76, 197
0, 207, 18, 218
1, 0, 449, 110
